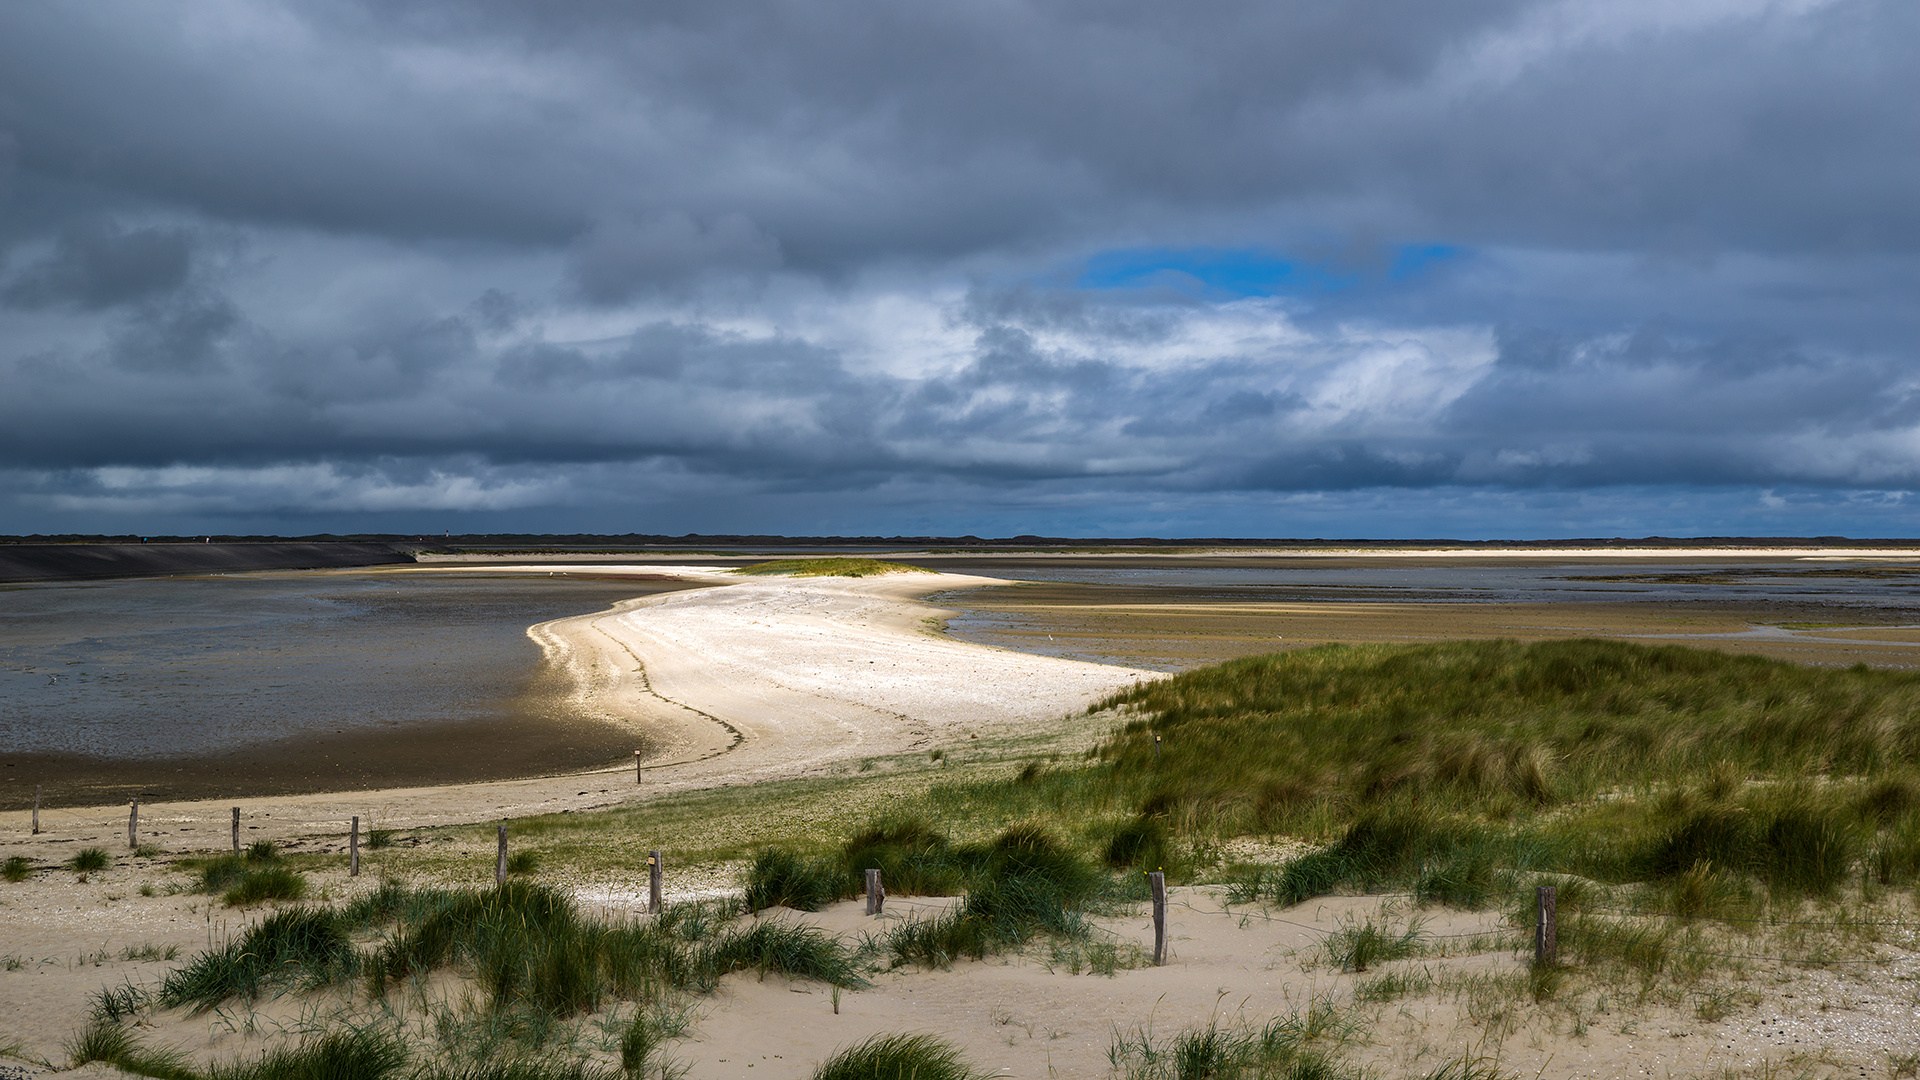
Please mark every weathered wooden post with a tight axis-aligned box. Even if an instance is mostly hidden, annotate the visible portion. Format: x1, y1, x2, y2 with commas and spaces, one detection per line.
1534, 886, 1558, 967
648, 850, 663, 914
635, 749, 643, 783
1153, 733, 1161, 760
32, 786, 40, 835
128, 797, 139, 849
865, 869, 885, 915
231, 807, 240, 854
350, 816, 360, 877
1149, 870, 1167, 966
496, 825, 508, 885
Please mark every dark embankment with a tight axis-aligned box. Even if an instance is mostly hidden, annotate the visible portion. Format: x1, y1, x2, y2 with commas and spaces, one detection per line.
0, 542, 414, 583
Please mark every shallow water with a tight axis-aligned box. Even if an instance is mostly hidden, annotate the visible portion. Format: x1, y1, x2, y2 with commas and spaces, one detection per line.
923, 557, 1920, 604
0, 571, 664, 761
925, 556, 1920, 669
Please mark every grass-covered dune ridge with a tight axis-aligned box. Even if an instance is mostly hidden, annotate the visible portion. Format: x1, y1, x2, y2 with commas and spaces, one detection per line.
1096, 639, 1920, 823
734, 557, 930, 578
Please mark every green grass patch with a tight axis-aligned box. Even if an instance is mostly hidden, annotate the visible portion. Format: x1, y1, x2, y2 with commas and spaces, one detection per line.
2, 856, 30, 882
1108, 999, 1362, 1080
812, 1033, 980, 1080
735, 557, 929, 578
68, 848, 110, 873
157, 908, 356, 1013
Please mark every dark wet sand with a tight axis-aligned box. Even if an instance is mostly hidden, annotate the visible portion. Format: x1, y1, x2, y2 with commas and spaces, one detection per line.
2, 710, 647, 810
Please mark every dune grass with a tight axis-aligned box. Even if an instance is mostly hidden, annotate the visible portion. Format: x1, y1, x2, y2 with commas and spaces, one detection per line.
68, 847, 110, 873
811, 1034, 980, 1080
735, 557, 929, 578
152, 878, 862, 1026
1107, 999, 1363, 1080
2, 856, 30, 882
745, 819, 1129, 970
157, 908, 357, 1013
180, 841, 312, 906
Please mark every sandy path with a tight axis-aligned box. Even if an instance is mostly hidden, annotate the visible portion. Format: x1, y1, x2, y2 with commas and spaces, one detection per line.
0, 568, 1153, 849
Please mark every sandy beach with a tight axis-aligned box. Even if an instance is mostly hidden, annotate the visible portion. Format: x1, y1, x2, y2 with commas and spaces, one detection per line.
7, 554, 1920, 1078
0, 565, 1153, 850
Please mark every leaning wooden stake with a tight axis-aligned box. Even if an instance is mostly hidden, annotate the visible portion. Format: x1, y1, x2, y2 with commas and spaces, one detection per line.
1149, 871, 1167, 966
1534, 886, 1558, 967
648, 850, 663, 914
128, 797, 139, 849
32, 785, 40, 835
865, 868, 885, 916
231, 807, 240, 854
350, 816, 360, 877
496, 825, 508, 885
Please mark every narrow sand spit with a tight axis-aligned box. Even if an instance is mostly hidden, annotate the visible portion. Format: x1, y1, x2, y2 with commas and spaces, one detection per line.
0, 567, 1155, 844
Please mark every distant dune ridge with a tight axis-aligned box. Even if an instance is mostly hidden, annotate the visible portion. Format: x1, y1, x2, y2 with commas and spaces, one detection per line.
0, 542, 415, 583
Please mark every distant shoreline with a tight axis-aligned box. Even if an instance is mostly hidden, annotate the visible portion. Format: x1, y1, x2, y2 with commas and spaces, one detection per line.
0, 541, 414, 583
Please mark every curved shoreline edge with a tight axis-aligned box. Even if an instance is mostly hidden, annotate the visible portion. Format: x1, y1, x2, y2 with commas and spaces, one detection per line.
0, 566, 1155, 845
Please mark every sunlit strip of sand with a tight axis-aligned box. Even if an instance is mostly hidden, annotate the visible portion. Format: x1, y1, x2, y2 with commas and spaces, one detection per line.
0, 567, 1154, 845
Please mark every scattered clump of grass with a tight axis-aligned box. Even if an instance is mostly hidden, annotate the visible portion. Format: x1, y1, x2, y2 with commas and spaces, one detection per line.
1043, 936, 1147, 976
736, 557, 929, 578
1108, 1001, 1360, 1080
211, 1029, 409, 1080
119, 942, 180, 962
68, 848, 110, 873
157, 907, 356, 1012
366, 881, 859, 1021
1324, 913, 1425, 972
366, 829, 395, 850
1102, 816, 1170, 870
706, 920, 864, 987
876, 826, 1111, 969
66, 1019, 197, 1080
811, 1033, 979, 1080
840, 817, 966, 896
89, 981, 149, 1022
505, 851, 541, 876
185, 846, 309, 906
743, 849, 844, 913
2, 856, 31, 882
1354, 966, 1435, 1003
222, 865, 309, 907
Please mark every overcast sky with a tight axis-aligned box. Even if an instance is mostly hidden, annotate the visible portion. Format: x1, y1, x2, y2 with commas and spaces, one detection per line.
3, 0, 1917, 539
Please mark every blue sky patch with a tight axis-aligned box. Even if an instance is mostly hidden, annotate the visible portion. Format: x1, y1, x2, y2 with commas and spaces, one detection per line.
1075, 244, 1464, 298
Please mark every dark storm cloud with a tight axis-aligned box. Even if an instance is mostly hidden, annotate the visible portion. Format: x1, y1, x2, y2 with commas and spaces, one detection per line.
2, 0, 1919, 534
3, 222, 194, 310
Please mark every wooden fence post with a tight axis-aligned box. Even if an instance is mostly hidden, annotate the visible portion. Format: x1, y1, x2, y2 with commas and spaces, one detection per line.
635, 750, 643, 783
496, 825, 508, 885
128, 797, 139, 849
1149, 871, 1167, 966
648, 850, 663, 914
865, 869, 885, 915
1534, 886, 1557, 967
350, 816, 360, 877
32, 786, 40, 835
231, 807, 240, 854
1153, 733, 1161, 760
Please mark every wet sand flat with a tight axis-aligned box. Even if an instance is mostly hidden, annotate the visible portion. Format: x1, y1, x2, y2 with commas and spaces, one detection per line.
940, 581, 1920, 671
